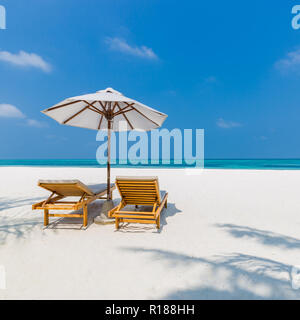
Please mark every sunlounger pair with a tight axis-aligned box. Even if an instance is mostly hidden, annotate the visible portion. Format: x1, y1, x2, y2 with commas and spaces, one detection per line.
32, 176, 168, 229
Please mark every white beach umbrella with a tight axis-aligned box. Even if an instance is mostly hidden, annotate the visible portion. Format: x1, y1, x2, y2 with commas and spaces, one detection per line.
42, 87, 168, 203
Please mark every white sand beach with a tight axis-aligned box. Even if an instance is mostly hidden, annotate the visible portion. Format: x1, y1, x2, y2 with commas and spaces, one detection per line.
1, 166, 300, 299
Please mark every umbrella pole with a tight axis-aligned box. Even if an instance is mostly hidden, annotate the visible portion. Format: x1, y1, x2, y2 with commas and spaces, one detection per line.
94, 116, 114, 224
107, 118, 111, 200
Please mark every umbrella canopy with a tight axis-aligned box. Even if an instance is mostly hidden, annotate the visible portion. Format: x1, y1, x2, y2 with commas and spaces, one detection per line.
42, 88, 167, 131
42, 88, 168, 200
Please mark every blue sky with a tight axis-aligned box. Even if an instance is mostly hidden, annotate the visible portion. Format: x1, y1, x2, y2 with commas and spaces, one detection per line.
0, 0, 300, 159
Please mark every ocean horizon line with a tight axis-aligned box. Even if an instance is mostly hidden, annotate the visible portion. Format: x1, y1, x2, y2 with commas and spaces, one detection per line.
2, 158, 300, 160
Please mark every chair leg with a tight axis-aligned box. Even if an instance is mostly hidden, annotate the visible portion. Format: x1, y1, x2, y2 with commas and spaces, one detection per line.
116, 217, 120, 229
164, 200, 167, 208
156, 214, 160, 229
44, 209, 49, 226
83, 204, 88, 227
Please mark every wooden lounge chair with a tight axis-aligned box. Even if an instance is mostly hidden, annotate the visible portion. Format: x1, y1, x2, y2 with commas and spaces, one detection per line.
108, 176, 168, 229
32, 180, 116, 227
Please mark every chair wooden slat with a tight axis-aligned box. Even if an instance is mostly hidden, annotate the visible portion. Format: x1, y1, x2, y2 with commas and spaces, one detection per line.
109, 176, 168, 229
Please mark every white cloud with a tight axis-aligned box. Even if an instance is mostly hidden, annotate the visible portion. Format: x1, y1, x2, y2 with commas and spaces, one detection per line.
0, 50, 51, 72
275, 49, 300, 72
105, 37, 158, 60
0, 103, 47, 128
217, 118, 242, 129
0, 104, 25, 118
26, 119, 47, 128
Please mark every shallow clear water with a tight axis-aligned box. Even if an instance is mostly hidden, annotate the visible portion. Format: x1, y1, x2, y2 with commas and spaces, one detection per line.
1, 159, 300, 170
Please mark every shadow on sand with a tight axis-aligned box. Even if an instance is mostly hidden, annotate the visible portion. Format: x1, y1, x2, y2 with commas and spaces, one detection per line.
0, 217, 41, 245
0, 196, 45, 212
216, 223, 300, 250
0, 196, 47, 245
0, 198, 110, 244
123, 247, 298, 299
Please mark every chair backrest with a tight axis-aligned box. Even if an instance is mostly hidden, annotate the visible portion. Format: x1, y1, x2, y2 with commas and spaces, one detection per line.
38, 180, 94, 197
116, 176, 161, 206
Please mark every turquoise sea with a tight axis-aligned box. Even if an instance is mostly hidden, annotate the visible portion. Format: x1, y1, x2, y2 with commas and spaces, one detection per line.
1, 159, 300, 170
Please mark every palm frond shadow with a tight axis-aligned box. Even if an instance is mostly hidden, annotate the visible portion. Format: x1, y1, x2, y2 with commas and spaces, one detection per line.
123, 247, 298, 299
217, 223, 300, 250
0, 217, 41, 245
0, 196, 45, 212
0, 196, 48, 245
